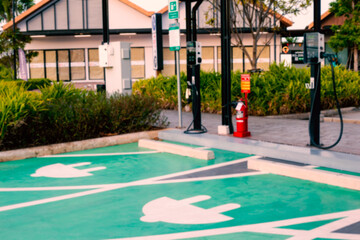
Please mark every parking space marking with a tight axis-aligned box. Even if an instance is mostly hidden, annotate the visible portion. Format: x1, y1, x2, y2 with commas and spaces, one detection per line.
111, 209, 360, 240
0, 157, 263, 213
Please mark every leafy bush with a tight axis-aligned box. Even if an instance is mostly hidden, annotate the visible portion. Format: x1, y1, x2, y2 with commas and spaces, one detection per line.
0, 78, 51, 90
26, 78, 52, 90
0, 65, 12, 80
0, 82, 168, 150
133, 63, 360, 115
0, 82, 44, 139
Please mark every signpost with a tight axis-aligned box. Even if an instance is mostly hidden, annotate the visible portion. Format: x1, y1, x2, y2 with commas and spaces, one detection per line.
168, 0, 182, 128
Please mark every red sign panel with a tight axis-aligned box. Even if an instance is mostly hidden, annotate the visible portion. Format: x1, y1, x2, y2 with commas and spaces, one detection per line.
241, 74, 251, 93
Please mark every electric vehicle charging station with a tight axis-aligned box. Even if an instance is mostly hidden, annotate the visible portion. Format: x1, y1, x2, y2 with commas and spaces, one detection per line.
99, 0, 132, 96
186, 41, 202, 65
304, 32, 343, 149
99, 42, 132, 96
184, 0, 207, 134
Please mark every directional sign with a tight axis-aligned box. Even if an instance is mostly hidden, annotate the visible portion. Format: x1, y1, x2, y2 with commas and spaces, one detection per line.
168, 0, 179, 19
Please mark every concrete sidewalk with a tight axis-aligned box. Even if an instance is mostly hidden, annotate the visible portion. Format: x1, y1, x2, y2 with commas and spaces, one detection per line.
162, 107, 360, 156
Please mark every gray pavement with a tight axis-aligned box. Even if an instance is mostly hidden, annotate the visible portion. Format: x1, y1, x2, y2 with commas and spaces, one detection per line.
162, 107, 360, 156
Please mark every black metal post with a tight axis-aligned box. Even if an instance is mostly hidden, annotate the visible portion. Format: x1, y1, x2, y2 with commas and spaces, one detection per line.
186, 1, 192, 91
273, 3, 276, 62
12, 0, 17, 80
221, 0, 233, 133
102, 0, 109, 44
310, 0, 321, 145
191, 0, 203, 131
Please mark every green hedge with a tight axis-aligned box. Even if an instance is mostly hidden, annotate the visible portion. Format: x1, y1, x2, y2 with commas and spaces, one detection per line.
133, 63, 360, 115
1, 78, 52, 90
0, 81, 168, 150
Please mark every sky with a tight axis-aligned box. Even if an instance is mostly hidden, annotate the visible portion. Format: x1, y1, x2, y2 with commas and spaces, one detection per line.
287, 0, 333, 29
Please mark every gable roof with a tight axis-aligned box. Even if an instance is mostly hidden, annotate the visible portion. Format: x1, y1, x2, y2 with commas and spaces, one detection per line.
118, 0, 154, 17
307, 10, 332, 29
2, 0, 154, 31
2, 0, 52, 30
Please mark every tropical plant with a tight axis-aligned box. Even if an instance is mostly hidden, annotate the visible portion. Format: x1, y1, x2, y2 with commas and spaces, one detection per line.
0, 81, 43, 139
329, 0, 360, 71
133, 63, 360, 115
0, 0, 34, 22
205, 0, 311, 70
0, 81, 168, 150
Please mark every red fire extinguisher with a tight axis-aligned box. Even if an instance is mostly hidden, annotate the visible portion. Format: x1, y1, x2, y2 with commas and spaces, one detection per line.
234, 99, 251, 138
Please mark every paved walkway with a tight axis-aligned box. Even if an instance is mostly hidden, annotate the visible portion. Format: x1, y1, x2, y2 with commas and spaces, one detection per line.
163, 107, 360, 156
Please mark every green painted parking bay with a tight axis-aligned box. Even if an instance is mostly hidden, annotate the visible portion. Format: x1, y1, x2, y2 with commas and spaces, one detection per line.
0, 142, 360, 240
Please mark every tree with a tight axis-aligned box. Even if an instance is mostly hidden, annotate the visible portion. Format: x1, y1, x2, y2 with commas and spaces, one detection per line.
329, 0, 360, 72
0, 28, 35, 79
205, 0, 311, 71
0, 0, 34, 22
0, 0, 35, 79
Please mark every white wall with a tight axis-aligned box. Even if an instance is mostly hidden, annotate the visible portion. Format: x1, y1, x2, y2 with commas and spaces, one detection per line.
109, 0, 151, 29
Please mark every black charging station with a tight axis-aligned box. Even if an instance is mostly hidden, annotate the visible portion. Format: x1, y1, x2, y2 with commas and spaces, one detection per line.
184, 0, 207, 134
304, 31, 343, 149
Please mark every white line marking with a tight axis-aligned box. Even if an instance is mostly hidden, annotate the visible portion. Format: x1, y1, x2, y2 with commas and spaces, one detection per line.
0, 172, 263, 192
146, 172, 265, 185
0, 157, 260, 212
0, 184, 117, 191
0, 185, 121, 212
40, 151, 160, 158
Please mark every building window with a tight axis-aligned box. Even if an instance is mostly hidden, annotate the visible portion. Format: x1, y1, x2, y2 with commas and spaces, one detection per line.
29, 50, 45, 78
131, 48, 145, 79
70, 49, 86, 80
162, 48, 175, 77
45, 50, 57, 80
201, 47, 215, 72
88, 48, 104, 80
29, 49, 86, 81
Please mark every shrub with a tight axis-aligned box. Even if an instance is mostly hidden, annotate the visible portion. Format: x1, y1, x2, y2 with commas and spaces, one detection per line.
0, 65, 13, 80
0, 82, 168, 150
26, 78, 52, 90
133, 63, 360, 116
0, 81, 44, 140
0, 78, 52, 90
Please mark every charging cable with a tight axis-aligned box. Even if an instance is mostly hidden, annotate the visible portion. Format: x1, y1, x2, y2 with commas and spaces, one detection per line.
308, 54, 343, 149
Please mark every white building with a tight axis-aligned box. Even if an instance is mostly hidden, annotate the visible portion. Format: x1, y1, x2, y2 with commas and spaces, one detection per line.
2, 0, 292, 90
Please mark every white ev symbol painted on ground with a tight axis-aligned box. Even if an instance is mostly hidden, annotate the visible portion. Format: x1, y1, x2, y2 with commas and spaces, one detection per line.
31, 162, 106, 178
140, 195, 241, 224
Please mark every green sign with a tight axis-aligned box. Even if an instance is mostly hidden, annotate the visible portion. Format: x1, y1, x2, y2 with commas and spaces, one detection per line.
168, 0, 179, 19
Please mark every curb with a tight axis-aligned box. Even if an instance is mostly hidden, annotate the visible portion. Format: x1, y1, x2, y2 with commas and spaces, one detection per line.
138, 139, 215, 160
0, 130, 162, 162
324, 117, 360, 125
248, 158, 360, 191
159, 129, 360, 173
264, 107, 356, 120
